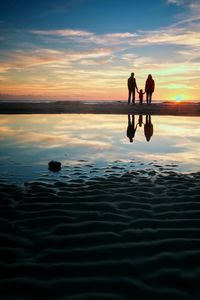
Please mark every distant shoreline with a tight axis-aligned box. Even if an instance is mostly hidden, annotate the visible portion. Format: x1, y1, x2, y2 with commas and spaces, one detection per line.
0, 100, 200, 116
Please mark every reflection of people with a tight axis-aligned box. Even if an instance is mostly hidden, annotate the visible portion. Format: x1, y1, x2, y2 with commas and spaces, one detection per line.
144, 115, 153, 142
145, 74, 155, 104
137, 89, 145, 104
138, 115, 143, 127
127, 115, 137, 143
127, 73, 138, 104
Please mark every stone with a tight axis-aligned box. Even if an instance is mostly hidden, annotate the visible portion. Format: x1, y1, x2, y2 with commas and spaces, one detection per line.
48, 161, 61, 172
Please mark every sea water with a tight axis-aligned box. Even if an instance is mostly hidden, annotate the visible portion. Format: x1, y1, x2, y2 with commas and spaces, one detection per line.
0, 114, 200, 184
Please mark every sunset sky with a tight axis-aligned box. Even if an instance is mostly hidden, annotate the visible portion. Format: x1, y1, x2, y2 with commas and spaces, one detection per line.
0, 0, 199, 101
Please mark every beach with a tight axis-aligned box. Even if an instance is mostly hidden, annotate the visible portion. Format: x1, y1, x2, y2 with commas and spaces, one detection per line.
0, 100, 200, 116
1, 0, 200, 297
1, 166, 200, 299
0, 112, 200, 299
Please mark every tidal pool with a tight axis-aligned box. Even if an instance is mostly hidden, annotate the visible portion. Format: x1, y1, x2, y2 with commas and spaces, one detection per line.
0, 114, 200, 184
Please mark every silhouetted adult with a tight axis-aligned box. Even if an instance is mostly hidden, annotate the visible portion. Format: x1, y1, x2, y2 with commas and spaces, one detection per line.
145, 74, 155, 104
144, 115, 153, 142
127, 73, 138, 104
127, 115, 137, 143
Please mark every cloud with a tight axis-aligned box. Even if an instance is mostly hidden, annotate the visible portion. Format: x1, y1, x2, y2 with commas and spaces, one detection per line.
136, 27, 200, 47
30, 28, 139, 46
1, 52, 63, 70
66, 48, 113, 60
104, 33, 138, 39
0, 66, 10, 73
30, 21, 200, 49
0, 76, 8, 82
1, 48, 64, 68
30, 29, 93, 37
162, 83, 194, 89
167, 0, 184, 5
0, 47, 114, 72
168, 1, 200, 26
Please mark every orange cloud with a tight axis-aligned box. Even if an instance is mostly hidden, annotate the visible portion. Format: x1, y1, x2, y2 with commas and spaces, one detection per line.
0, 76, 8, 82
0, 47, 113, 73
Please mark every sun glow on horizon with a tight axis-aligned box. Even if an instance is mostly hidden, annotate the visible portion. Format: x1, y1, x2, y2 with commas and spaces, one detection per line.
174, 95, 184, 102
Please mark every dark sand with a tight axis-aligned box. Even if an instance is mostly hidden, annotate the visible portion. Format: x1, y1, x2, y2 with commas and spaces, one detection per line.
1, 165, 200, 299
1, 101, 200, 115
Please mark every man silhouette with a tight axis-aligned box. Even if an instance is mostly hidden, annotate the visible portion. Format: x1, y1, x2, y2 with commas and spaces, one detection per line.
127, 115, 137, 143
127, 72, 138, 104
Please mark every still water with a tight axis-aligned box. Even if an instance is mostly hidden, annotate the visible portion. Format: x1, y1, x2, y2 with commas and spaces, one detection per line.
0, 114, 200, 184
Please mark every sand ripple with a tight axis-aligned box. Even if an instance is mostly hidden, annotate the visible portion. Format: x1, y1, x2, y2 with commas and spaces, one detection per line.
0, 169, 200, 299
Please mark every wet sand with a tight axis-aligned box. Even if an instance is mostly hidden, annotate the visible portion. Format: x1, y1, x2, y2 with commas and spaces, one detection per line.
1, 101, 200, 115
1, 165, 200, 299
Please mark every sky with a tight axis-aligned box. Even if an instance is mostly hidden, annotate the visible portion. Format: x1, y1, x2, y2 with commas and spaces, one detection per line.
0, 0, 200, 101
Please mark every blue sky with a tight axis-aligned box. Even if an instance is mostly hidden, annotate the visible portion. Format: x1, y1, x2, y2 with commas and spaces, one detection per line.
0, 0, 200, 100
0, 0, 183, 31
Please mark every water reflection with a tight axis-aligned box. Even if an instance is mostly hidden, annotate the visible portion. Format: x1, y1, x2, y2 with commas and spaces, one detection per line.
0, 114, 200, 184
144, 115, 154, 142
127, 115, 137, 143
127, 115, 154, 142
138, 115, 143, 127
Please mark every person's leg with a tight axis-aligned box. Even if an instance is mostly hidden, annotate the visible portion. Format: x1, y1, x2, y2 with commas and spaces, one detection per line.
128, 114, 131, 125
149, 93, 152, 104
132, 90, 135, 104
128, 90, 131, 103
146, 93, 149, 104
132, 115, 135, 128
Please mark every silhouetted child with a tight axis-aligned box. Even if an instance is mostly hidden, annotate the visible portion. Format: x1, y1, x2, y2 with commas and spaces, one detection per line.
137, 89, 145, 104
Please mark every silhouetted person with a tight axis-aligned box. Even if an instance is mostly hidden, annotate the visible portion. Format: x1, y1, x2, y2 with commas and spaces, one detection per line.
137, 89, 145, 104
127, 73, 138, 104
138, 115, 143, 127
144, 115, 153, 142
145, 74, 155, 104
127, 115, 137, 143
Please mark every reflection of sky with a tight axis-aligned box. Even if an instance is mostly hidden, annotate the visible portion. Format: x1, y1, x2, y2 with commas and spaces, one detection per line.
0, 114, 200, 183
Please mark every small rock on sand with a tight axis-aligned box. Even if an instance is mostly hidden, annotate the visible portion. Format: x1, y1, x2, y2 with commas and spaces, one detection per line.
48, 161, 61, 172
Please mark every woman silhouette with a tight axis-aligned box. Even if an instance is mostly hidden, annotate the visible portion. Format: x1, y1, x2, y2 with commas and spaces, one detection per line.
144, 115, 153, 142
145, 74, 155, 104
